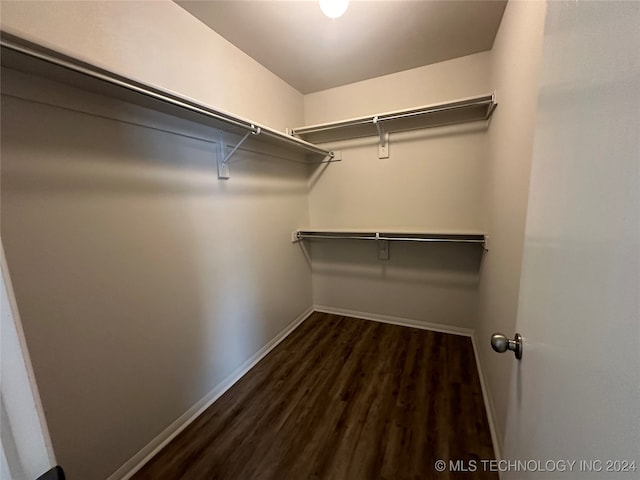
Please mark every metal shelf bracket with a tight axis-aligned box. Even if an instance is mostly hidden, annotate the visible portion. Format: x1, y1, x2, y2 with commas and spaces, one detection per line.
217, 126, 261, 179
375, 232, 390, 260
373, 116, 389, 159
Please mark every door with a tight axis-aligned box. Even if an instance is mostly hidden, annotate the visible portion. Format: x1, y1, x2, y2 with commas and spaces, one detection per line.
502, 1, 639, 478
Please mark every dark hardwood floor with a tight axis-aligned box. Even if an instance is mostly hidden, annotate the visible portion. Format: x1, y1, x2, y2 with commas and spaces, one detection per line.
132, 312, 497, 479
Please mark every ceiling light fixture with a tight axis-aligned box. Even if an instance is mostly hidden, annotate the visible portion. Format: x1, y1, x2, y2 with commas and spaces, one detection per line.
319, 0, 350, 19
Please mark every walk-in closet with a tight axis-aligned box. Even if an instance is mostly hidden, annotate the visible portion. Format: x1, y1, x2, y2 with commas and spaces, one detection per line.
2, 2, 638, 480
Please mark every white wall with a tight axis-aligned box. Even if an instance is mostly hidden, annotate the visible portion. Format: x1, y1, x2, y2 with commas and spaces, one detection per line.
0, 2, 312, 479
476, 0, 547, 452
304, 53, 491, 328
304, 52, 493, 125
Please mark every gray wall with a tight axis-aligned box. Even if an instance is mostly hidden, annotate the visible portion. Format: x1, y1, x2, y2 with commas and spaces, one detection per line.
1, 68, 312, 480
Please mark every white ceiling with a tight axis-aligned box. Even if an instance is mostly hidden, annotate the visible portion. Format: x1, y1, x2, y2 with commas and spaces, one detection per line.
176, 1, 507, 94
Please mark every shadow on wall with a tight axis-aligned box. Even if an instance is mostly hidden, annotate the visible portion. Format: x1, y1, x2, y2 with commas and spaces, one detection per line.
309, 240, 483, 288
0, 71, 312, 479
308, 239, 483, 329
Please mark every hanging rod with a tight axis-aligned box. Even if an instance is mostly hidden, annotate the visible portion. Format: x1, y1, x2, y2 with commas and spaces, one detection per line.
0, 33, 333, 161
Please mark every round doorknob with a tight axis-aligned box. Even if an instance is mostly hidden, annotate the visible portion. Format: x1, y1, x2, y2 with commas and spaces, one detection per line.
491, 333, 509, 353
491, 332, 523, 360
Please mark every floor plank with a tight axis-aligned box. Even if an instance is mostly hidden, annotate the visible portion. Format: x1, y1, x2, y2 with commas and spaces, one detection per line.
132, 312, 497, 479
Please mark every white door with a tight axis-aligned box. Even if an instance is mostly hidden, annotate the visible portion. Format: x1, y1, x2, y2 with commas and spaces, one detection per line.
502, 1, 640, 478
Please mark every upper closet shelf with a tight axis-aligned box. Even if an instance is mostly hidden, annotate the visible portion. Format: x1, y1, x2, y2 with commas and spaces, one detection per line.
291, 93, 497, 157
0, 34, 335, 179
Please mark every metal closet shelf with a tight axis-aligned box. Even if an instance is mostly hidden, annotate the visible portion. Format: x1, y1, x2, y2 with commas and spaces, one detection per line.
290, 94, 497, 157
293, 229, 487, 260
295, 228, 486, 245
0, 33, 335, 179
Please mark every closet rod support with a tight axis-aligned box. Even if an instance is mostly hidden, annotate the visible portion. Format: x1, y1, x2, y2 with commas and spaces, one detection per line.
373, 117, 389, 158
373, 116, 385, 147
218, 126, 261, 179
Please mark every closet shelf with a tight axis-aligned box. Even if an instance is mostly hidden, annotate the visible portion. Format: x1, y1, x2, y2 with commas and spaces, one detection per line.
290, 94, 497, 147
294, 228, 487, 260
0, 33, 335, 179
294, 228, 486, 246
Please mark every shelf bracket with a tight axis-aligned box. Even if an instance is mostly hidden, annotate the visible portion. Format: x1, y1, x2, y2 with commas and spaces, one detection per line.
373, 116, 389, 159
374, 232, 390, 260
328, 150, 341, 162
217, 126, 261, 179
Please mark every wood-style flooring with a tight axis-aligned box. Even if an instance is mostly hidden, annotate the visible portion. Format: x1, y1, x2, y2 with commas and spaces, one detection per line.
132, 312, 497, 479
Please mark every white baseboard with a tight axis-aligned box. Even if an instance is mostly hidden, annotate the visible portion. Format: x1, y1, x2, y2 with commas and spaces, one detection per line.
313, 304, 474, 337
471, 333, 501, 464
107, 306, 315, 480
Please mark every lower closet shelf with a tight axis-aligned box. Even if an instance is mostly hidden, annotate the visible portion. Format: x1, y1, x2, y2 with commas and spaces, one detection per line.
294, 228, 486, 245
293, 228, 487, 260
